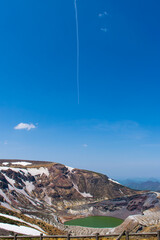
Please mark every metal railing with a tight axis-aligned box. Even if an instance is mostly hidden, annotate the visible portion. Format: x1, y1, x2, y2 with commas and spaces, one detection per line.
0, 231, 160, 240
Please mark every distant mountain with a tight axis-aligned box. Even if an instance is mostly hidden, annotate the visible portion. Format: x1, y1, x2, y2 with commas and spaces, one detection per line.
118, 178, 160, 191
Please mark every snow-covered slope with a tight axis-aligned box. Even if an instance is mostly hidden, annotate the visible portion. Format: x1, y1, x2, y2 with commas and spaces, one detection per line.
0, 159, 137, 211
0, 205, 65, 236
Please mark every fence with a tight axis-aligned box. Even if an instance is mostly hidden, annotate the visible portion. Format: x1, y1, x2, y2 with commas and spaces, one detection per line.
0, 232, 160, 240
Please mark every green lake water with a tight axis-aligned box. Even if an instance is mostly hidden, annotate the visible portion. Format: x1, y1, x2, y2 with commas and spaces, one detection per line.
64, 216, 123, 228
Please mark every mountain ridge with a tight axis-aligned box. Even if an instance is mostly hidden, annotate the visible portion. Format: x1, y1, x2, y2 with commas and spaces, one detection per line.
0, 159, 160, 235
118, 178, 160, 192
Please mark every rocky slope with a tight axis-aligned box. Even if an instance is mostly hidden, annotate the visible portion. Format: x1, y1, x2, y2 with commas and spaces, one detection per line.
0, 159, 160, 235
0, 159, 137, 208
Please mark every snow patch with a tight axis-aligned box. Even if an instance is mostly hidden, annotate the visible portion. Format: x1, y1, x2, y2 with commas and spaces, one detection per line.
25, 181, 35, 193
1, 202, 13, 211
2, 162, 9, 166
3, 173, 15, 186
0, 172, 39, 206
73, 183, 93, 198
0, 167, 28, 175
109, 178, 121, 185
155, 192, 160, 198
0, 223, 42, 235
81, 192, 93, 198
11, 162, 32, 166
0, 167, 11, 171
119, 189, 124, 194
27, 167, 49, 176
44, 195, 52, 205
0, 166, 49, 177
15, 187, 37, 206
0, 213, 25, 223
7, 181, 37, 206
0, 213, 45, 232
66, 165, 74, 172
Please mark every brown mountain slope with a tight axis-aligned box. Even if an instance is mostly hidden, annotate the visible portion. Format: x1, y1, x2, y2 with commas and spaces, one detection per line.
0, 159, 137, 205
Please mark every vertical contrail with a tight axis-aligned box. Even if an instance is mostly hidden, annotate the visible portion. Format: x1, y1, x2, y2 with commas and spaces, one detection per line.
74, 0, 80, 104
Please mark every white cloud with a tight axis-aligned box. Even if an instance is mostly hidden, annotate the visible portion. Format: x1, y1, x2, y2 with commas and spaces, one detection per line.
98, 11, 108, 18
98, 13, 103, 17
82, 144, 88, 148
14, 123, 36, 131
100, 28, 108, 32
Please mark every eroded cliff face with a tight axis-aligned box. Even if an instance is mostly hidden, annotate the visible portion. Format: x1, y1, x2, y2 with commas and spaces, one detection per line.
67, 167, 136, 199
0, 160, 138, 208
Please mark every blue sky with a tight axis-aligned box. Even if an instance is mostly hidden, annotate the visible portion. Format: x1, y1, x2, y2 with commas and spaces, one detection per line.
0, 0, 160, 178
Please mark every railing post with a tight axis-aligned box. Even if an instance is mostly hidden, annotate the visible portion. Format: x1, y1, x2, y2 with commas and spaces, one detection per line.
157, 231, 160, 240
40, 233, 43, 240
116, 230, 125, 240
14, 233, 17, 240
96, 233, 99, 240
125, 231, 129, 240
67, 233, 70, 240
